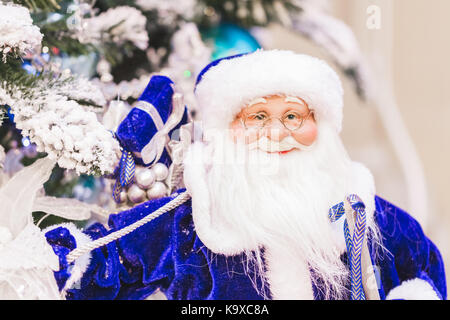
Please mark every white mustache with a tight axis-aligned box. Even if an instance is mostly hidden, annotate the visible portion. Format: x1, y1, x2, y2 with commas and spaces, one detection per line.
247, 135, 315, 153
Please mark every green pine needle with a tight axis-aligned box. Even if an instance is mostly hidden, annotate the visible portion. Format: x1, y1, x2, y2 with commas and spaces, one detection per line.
12, 0, 61, 12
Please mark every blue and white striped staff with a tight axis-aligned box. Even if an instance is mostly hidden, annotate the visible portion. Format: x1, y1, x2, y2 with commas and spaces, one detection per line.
328, 194, 380, 300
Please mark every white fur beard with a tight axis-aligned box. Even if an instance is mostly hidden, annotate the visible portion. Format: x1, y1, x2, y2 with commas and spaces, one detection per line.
183, 121, 372, 299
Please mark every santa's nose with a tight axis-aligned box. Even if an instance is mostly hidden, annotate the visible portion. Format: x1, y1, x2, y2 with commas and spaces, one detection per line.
262, 120, 290, 142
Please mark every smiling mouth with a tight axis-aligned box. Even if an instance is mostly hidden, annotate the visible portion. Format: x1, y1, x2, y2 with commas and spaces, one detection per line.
267, 148, 296, 154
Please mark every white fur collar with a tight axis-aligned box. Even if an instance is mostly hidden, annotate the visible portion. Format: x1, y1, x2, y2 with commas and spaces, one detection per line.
185, 154, 376, 257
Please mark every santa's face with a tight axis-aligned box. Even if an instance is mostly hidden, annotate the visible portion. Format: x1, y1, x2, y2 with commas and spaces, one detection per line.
229, 95, 317, 153
184, 111, 353, 299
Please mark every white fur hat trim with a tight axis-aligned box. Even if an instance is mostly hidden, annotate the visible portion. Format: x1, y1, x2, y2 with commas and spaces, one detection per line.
194, 49, 344, 132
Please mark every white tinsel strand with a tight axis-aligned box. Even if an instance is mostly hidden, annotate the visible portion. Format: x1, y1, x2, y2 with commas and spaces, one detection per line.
0, 2, 43, 62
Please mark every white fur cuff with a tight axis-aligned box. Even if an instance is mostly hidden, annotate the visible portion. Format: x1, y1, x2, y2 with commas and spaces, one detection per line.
386, 278, 441, 300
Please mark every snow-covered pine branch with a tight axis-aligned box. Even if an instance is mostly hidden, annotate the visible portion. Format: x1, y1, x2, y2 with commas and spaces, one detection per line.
0, 2, 43, 62
77, 6, 149, 51
0, 81, 120, 175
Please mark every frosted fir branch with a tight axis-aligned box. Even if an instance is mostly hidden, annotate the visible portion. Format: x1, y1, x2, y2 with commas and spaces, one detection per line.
0, 83, 120, 175
78, 6, 149, 51
1, 63, 107, 109
136, 0, 197, 22
58, 76, 107, 108
0, 2, 43, 62
12, 0, 61, 12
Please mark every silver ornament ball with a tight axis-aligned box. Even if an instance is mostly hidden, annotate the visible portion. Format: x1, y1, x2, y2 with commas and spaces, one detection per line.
147, 181, 168, 200
118, 190, 128, 204
135, 168, 156, 189
127, 184, 147, 204
152, 163, 169, 181
134, 166, 144, 177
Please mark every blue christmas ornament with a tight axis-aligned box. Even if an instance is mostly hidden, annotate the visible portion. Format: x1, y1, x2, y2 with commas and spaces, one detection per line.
200, 23, 261, 60
21, 52, 49, 75
21, 61, 37, 75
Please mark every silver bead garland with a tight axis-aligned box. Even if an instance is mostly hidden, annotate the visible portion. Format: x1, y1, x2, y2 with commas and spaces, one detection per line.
127, 184, 146, 204
113, 162, 170, 206
152, 162, 169, 181
135, 167, 156, 189
147, 181, 167, 200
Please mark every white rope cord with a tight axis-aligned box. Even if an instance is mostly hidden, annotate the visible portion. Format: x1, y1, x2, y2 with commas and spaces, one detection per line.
66, 191, 191, 264
169, 164, 184, 193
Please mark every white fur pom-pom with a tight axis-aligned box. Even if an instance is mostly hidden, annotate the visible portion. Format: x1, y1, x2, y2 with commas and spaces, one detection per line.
386, 278, 441, 300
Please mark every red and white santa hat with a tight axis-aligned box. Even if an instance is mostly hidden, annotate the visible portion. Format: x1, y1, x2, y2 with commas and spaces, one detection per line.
194, 49, 344, 132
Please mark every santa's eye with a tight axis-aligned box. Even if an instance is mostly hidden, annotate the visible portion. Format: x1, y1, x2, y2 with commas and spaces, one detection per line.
286, 114, 297, 120
282, 111, 304, 130
283, 111, 303, 121
248, 113, 267, 121
244, 112, 268, 128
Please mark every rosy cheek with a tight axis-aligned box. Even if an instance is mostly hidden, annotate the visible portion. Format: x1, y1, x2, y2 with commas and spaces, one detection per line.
291, 121, 318, 146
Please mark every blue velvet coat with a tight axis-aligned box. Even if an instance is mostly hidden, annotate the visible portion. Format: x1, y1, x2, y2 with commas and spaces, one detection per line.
45, 191, 446, 300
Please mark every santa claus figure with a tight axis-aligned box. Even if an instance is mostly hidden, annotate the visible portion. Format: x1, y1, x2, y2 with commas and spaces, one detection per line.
24, 50, 448, 300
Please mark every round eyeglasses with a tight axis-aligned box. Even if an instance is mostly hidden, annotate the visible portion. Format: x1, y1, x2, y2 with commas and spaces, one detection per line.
240, 110, 314, 131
